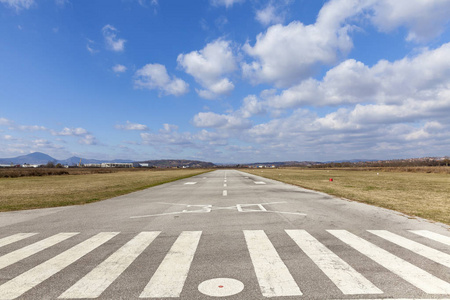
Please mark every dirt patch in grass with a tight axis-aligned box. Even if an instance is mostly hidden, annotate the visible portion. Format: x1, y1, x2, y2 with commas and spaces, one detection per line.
243, 168, 450, 225
0, 169, 212, 211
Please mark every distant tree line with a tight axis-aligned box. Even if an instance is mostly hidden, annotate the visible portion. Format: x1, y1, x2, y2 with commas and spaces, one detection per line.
311, 158, 450, 168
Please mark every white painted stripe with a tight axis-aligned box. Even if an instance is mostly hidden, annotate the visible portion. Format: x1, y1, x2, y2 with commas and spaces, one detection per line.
0, 232, 118, 300
184, 182, 197, 185
328, 230, 450, 294
244, 230, 302, 297
223, 190, 227, 196
224, 183, 227, 187
254, 181, 266, 185
140, 231, 202, 298
410, 230, 450, 246
368, 230, 450, 268
0, 233, 37, 249
286, 230, 382, 295
60, 232, 160, 299
0, 232, 79, 270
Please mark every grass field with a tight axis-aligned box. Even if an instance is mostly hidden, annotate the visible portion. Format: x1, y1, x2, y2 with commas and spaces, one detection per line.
0, 169, 211, 212
243, 168, 450, 225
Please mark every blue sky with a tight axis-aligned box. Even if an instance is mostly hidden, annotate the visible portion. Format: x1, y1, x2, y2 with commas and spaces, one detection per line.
1, 0, 450, 163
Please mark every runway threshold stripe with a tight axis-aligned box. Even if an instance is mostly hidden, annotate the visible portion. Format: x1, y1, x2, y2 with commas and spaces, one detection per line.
328, 230, 450, 294
0, 232, 118, 300
244, 230, 302, 297
369, 230, 450, 268
0, 232, 79, 270
410, 230, 450, 246
59, 232, 160, 299
0, 233, 37, 249
140, 231, 202, 298
286, 230, 382, 295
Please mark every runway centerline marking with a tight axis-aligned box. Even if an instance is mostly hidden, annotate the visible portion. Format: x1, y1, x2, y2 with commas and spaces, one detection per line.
184, 182, 197, 185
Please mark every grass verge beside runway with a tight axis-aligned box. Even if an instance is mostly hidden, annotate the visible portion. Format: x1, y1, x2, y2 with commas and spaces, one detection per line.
242, 168, 450, 225
0, 169, 212, 212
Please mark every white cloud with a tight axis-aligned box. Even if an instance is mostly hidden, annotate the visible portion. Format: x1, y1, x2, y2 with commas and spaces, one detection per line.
243, 0, 359, 88
86, 39, 98, 54
78, 134, 98, 145
255, 0, 292, 26
134, 63, 189, 96
369, 0, 450, 42
193, 112, 251, 130
243, 0, 450, 88
115, 121, 149, 131
112, 64, 127, 73
210, 0, 244, 8
178, 39, 237, 99
238, 95, 266, 118
16, 125, 47, 131
102, 25, 126, 52
0, 0, 34, 11
0, 118, 13, 126
53, 127, 88, 136
263, 42, 450, 109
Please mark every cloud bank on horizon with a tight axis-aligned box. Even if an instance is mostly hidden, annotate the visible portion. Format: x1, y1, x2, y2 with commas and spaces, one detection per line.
1, 0, 450, 163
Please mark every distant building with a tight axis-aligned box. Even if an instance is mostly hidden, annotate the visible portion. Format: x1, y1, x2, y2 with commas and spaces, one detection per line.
84, 163, 102, 168
22, 164, 39, 168
101, 163, 133, 168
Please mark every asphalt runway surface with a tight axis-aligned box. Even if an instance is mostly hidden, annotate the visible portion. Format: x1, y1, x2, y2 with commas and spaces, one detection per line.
0, 169, 449, 299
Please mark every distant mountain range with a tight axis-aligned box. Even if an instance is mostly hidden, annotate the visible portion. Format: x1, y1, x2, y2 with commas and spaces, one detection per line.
0, 152, 215, 168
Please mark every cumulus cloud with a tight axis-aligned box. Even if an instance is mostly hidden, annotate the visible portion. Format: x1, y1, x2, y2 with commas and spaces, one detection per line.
102, 25, 126, 52
112, 64, 127, 73
134, 63, 189, 96
78, 134, 98, 145
369, 0, 450, 42
262, 42, 450, 109
243, 0, 450, 88
193, 112, 251, 130
115, 121, 149, 131
243, 0, 361, 87
0, 0, 34, 11
178, 39, 237, 99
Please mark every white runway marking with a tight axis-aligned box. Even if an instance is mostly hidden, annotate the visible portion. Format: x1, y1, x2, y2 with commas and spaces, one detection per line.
198, 278, 244, 297
410, 230, 450, 246
183, 205, 212, 213
224, 183, 227, 187
328, 230, 450, 294
0, 232, 79, 270
60, 232, 160, 299
0, 233, 37, 249
286, 230, 382, 295
368, 230, 450, 268
244, 230, 302, 297
184, 182, 197, 185
0, 232, 118, 300
140, 231, 202, 298
236, 204, 267, 212
223, 190, 227, 196
254, 181, 266, 185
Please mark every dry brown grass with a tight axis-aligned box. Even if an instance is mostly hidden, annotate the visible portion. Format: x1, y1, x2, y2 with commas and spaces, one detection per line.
243, 168, 450, 225
0, 169, 211, 211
